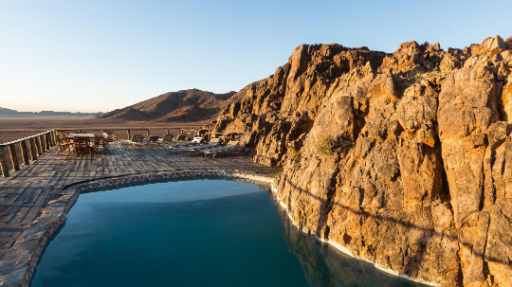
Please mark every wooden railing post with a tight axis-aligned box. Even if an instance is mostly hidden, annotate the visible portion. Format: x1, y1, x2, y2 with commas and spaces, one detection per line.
7, 144, 20, 172
29, 138, 38, 161
40, 135, 47, 152
0, 147, 9, 178
51, 131, 57, 146
48, 132, 54, 147
20, 141, 30, 166
146, 129, 150, 139
43, 135, 47, 151
35, 137, 43, 156
46, 133, 50, 150
127, 130, 131, 140
38, 136, 44, 153
44, 133, 50, 150
52, 131, 57, 146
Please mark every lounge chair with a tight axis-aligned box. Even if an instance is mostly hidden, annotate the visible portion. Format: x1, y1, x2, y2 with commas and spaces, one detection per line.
147, 135, 160, 145
165, 137, 203, 149
122, 135, 145, 146
173, 134, 188, 143
185, 137, 222, 151
158, 134, 175, 145
202, 140, 240, 155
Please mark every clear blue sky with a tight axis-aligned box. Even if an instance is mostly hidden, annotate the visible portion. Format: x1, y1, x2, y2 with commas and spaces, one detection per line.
1, 0, 511, 112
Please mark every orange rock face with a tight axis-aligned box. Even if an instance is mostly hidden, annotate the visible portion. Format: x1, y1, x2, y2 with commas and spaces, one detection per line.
206, 35, 512, 286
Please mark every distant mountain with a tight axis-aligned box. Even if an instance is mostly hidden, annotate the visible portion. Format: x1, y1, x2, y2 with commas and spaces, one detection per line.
0, 107, 104, 118
101, 89, 236, 122
0, 107, 18, 115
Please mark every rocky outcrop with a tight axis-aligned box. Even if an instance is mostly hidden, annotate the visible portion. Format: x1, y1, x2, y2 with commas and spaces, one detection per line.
207, 35, 512, 286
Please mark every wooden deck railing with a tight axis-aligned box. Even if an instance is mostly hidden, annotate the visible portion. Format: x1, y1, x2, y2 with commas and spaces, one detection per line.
0, 130, 57, 178
0, 128, 204, 178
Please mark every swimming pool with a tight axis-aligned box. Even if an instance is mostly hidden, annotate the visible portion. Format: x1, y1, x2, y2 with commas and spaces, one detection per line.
30, 179, 426, 287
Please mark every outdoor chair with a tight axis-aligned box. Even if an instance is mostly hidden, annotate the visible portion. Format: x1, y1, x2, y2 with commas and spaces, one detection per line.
56, 136, 74, 154
165, 137, 203, 149
122, 135, 145, 146
102, 130, 117, 142
185, 137, 222, 152
148, 135, 160, 145
93, 137, 110, 153
56, 131, 69, 139
158, 134, 175, 145
202, 140, 240, 156
73, 137, 92, 155
172, 134, 188, 143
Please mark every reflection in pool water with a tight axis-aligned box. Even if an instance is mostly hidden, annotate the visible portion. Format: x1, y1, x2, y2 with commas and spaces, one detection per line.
30, 179, 426, 287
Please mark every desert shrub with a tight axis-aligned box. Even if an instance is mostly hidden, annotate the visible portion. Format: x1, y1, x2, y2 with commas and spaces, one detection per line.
414, 73, 423, 82
426, 71, 440, 77
316, 135, 340, 157
291, 162, 301, 170
289, 147, 300, 159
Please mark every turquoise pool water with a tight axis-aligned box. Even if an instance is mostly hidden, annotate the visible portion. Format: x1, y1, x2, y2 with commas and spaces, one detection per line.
30, 179, 426, 287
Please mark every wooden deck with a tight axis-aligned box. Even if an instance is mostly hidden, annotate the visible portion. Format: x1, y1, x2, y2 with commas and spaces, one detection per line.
0, 143, 278, 286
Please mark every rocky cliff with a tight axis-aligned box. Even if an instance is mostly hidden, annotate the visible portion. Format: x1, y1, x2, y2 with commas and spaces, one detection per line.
207, 35, 512, 286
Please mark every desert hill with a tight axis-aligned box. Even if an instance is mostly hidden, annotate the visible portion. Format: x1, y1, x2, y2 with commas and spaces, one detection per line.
101, 89, 236, 122
206, 35, 512, 286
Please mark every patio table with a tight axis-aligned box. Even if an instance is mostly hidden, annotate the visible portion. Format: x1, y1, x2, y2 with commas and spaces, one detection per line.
67, 133, 95, 138
67, 133, 98, 154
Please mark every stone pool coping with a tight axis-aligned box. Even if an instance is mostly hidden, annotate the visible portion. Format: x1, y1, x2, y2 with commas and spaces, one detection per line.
0, 169, 274, 287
